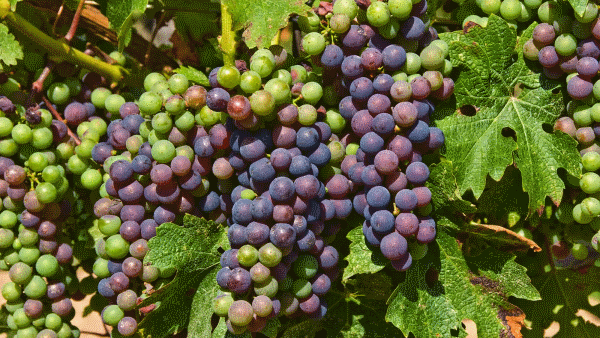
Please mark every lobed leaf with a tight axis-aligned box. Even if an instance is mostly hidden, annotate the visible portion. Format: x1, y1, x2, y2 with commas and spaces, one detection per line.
0, 23, 23, 71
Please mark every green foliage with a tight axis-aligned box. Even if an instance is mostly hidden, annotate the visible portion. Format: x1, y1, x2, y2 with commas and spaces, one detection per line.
173, 66, 210, 86
222, 0, 311, 49
140, 215, 227, 337
386, 228, 540, 338
436, 16, 580, 215
343, 223, 388, 281
514, 262, 600, 337
0, 23, 23, 71
106, 0, 148, 51
568, 0, 589, 17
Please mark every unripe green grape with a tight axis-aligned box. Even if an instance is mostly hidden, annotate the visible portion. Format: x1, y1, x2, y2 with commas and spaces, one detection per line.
290, 65, 308, 84
237, 245, 259, 267
298, 12, 320, 33
291, 279, 312, 299
293, 255, 319, 279
258, 243, 282, 267
298, 104, 318, 126
144, 72, 166, 92
389, 0, 412, 19
325, 110, 346, 133
35, 254, 59, 277
537, 1, 561, 23
47, 83, 70, 105
333, 0, 359, 19
573, 203, 594, 224
254, 276, 279, 297
366, 1, 391, 27
9, 262, 32, 284
105, 235, 130, 259
0, 228, 14, 248
239, 70, 262, 94
168, 73, 189, 94
523, 0, 542, 8
575, 2, 598, 23
500, 0, 522, 21
102, 305, 124, 326
0, 139, 18, 156
573, 107, 592, 127
554, 34, 577, 56
104, 94, 126, 114
401, 53, 421, 74
93, 258, 110, 278
517, 3, 533, 22
583, 151, 600, 172
2, 282, 22, 302
18, 247, 39, 266
213, 294, 234, 317
250, 56, 275, 78
250, 90, 275, 116
31, 127, 53, 150
302, 32, 326, 56
301, 82, 323, 105
480, 0, 501, 14
91, 87, 111, 109
580, 197, 600, 217
217, 65, 241, 89
45, 313, 62, 331
572, 243, 589, 260
330, 13, 351, 33
138, 92, 163, 115
264, 78, 291, 105
581, 172, 600, 194
11, 124, 31, 144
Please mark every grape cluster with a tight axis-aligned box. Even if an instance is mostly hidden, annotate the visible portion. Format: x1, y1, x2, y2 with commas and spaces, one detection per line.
0, 95, 83, 337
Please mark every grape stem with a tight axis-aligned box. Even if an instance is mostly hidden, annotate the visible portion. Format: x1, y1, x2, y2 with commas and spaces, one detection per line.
27, 61, 55, 106
220, 2, 236, 67
42, 96, 82, 146
64, 0, 87, 43
3, 12, 125, 83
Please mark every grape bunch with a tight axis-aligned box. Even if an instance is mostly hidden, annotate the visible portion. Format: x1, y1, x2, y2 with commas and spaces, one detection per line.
213, 124, 342, 333
0, 96, 83, 338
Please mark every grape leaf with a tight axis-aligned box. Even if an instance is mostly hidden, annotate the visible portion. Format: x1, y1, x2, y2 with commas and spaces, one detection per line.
476, 166, 529, 225
173, 66, 210, 87
0, 23, 23, 71
106, 0, 148, 50
514, 262, 600, 337
435, 15, 580, 215
568, 0, 589, 17
427, 160, 477, 215
386, 228, 540, 338
342, 216, 387, 281
222, 0, 311, 49
140, 215, 227, 338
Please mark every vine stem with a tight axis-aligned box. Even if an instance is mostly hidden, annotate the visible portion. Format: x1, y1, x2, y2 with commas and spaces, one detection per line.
42, 96, 81, 145
220, 2, 236, 67
64, 0, 86, 43
4, 12, 125, 83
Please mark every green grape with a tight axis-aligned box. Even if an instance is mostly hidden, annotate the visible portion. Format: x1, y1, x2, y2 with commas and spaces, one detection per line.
258, 243, 282, 267
301, 82, 323, 105
213, 294, 234, 317
389, 0, 412, 19
290, 65, 308, 84
523, 0, 542, 8
237, 245, 259, 267
67, 155, 88, 175
174, 111, 195, 131
554, 34, 577, 56
102, 305, 124, 326
401, 53, 421, 74
325, 110, 346, 133
264, 78, 291, 105
151, 81, 170, 94
75, 139, 95, 159
249, 90, 275, 116
0, 210, 17, 228
480, 0, 501, 13
420, 45, 445, 70
581, 197, 600, 217
537, 1, 561, 23
0, 117, 13, 137
0, 228, 14, 248
581, 172, 600, 194
109, 51, 126, 66
105, 235, 130, 259
98, 215, 121, 236
572, 243, 589, 260
575, 2, 598, 23
298, 11, 320, 33
35, 254, 59, 277
144, 72, 167, 92
64, 77, 82, 97
31, 128, 53, 149
517, 3, 533, 22
302, 32, 326, 55
239, 70, 262, 94
138, 92, 163, 115
328, 141, 345, 163
198, 106, 224, 127
18, 228, 38, 247
298, 104, 317, 126
104, 94, 125, 114
28, 152, 48, 172
152, 112, 173, 134
332, 0, 359, 19
0, 139, 18, 156
13, 308, 31, 328
47, 83, 70, 105
254, 276, 278, 297
168, 73, 189, 94
93, 258, 110, 278
500, 0, 522, 21
250, 56, 275, 78
291, 279, 312, 299
9, 262, 32, 284
45, 313, 62, 331
81, 169, 102, 190
35, 183, 57, 204
151, 140, 176, 163
18, 247, 39, 266
330, 13, 351, 34
293, 255, 319, 279
11, 123, 31, 145
91, 87, 111, 109
366, 1, 391, 27
42, 166, 62, 184
583, 152, 600, 172
217, 65, 241, 89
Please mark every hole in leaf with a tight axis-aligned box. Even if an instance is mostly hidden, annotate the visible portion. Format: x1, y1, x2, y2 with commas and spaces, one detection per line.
542, 123, 554, 134
459, 105, 477, 116
501, 127, 516, 141
552, 87, 560, 94
425, 267, 439, 288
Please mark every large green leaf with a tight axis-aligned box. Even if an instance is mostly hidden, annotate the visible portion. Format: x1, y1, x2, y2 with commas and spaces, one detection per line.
386, 228, 540, 338
436, 15, 580, 215
106, 0, 148, 51
0, 23, 23, 71
342, 216, 387, 282
222, 0, 311, 49
139, 215, 227, 338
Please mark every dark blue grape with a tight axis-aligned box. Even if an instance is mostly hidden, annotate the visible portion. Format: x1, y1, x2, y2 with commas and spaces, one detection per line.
348, 163, 365, 185
427, 127, 444, 150
367, 94, 391, 115
139, 142, 153, 159
270, 148, 292, 172
339, 96, 360, 120
361, 164, 383, 186
289, 155, 312, 177
251, 197, 274, 222
341, 55, 364, 79
305, 199, 323, 223
395, 189, 418, 212
47, 282, 66, 299
197, 191, 221, 213
297, 230, 316, 252
342, 25, 368, 50
321, 200, 336, 220
140, 219, 157, 240
417, 224, 436, 244
353, 193, 368, 215
321, 45, 344, 69
98, 278, 115, 298
131, 155, 151, 174
21, 210, 41, 228
120, 204, 145, 223
299, 294, 320, 314
296, 127, 320, 153
369, 34, 391, 51
194, 136, 214, 158
314, 122, 332, 143
249, 158, 276, 183
240, 137, 266, 162
351, 110, 373, 136
232, 199, 253, 225
407, 120, 430, 143
229, 153, 246, 171
121, 114, 144, 134
333, 198, 352, 219
92, 142, 114, 164
206, 88, 230, 112
110, 160, 133, 183
390, 253, 412, 271
366, 186, 391, 208
227, 267, 252, 294
109, 127, 130, 150
270, 223, 296, 248
401, 16, 425, 40
538, 46, 559, 68
64, 102, 87, 125
228, 224, 249, 247
247, 221, 270, 246
405, 162, 430, 186
361, 48, 383, 71
373, 74, 395, 93
382, 45, 407, 70
380, 232, 408, 260
269, 177, 295, 202
221, 249, 240, 269
395, 213, 419, 236
154, 205, 176, 224
292, 215, 308, 236
370, 209, 395, 234
179, 171, 202, 191
308, 143, 332, 167
318, 246, 338, 269
295, 175, 320, 200
311, 274, 331, 296
360, 132, 385, 155
118, 181, 144, 204
349, 77, 374, 101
